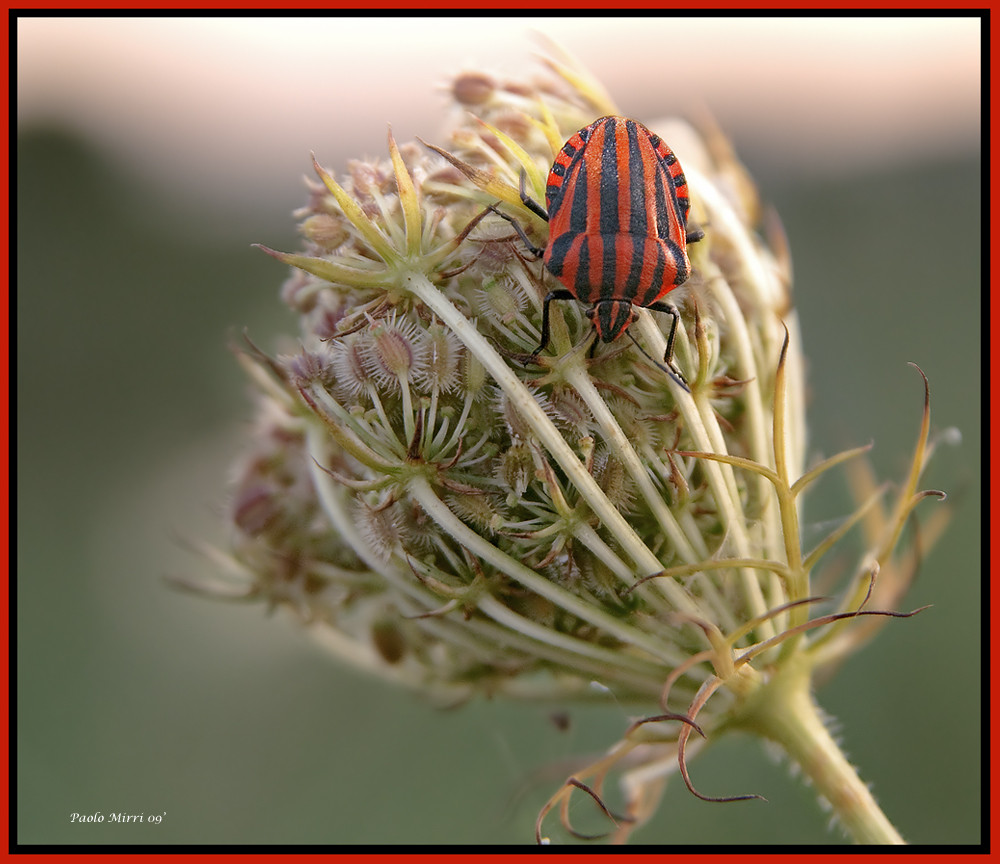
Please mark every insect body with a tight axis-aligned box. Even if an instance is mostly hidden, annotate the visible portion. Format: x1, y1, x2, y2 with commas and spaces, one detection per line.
496, 115, 703, 387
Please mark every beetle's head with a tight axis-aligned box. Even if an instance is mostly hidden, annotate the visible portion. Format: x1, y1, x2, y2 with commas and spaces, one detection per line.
588, 298, 637, 343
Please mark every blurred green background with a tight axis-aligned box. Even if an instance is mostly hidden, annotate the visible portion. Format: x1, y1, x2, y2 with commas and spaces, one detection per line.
17, 17, 980, 846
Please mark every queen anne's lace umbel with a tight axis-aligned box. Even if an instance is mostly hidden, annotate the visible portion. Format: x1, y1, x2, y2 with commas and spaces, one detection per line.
204, 50, 946, 844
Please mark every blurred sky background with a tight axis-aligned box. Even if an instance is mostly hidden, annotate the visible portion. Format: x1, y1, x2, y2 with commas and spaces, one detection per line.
17, 15, 981, 846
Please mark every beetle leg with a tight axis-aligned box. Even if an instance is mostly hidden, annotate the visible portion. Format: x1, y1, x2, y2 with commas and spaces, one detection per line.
686, 226, 705, 244
533, 290, 577, 357
518, 169, 550, 223
487, 205, 545, 259
587, 330, 600, 358
645, 301, 681, 365
644, 301, 690, 389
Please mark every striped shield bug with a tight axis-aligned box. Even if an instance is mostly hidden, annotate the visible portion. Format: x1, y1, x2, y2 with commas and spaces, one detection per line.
491, 116, 703, 389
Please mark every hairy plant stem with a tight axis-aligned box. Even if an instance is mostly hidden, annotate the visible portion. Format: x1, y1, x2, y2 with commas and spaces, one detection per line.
735, 654, 906, 845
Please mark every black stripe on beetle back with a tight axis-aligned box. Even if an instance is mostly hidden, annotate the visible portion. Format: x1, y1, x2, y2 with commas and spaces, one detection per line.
574, 233, 592, 297
545, 231, 571, 278
547, 130, 586, 211
669, 238, 689, 285
626, 120, 649, 238
620, 231, 646, 304
598, 119, 620, 235
571, 123, 593, 159
672, 172, 690, 222
567, 150, 590, 234
546, 157, 572, 213
649, 139, 690, 225
654, 142, 678, 169
652, 160, 675, 241
546, 167, 565, 211
637, 237, 668, 307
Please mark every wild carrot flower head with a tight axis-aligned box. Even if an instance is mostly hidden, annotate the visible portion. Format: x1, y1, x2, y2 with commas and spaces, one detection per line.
200, 48, 947, 844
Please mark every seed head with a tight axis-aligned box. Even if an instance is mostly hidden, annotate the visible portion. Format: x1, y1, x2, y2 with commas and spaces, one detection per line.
203, 47, 948, 845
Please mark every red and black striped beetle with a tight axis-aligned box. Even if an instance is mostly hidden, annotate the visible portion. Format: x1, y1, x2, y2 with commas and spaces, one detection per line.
493, 115, 703, 388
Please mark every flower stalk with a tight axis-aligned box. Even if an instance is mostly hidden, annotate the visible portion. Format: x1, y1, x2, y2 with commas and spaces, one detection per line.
738, 653, 905, 845
198, 48, 947, 844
